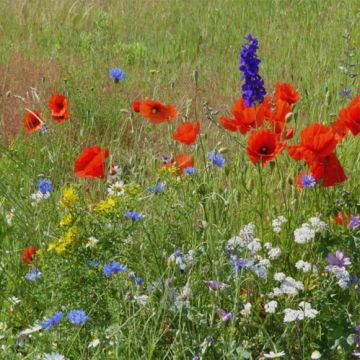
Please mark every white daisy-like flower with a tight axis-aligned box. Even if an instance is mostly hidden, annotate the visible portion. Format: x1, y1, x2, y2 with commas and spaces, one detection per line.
107, 181, 125, 197
88, 338, 100, 348
264, 300, 278, 314
311, 350, 322, 359
43, 353, 66, 360
85, 236, 99, 248
264, 350, 286, 358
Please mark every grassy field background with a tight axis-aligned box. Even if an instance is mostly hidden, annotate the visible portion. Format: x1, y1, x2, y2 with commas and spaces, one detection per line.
0, 0, 359, 359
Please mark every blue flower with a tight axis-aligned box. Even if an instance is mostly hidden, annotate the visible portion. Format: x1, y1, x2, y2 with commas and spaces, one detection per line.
103, 261, 127, 276
184, 166, 196, 175
147, 182, 165, 194
208, 151, 224, 168
135, 276, 143, 286
339, 88, 352, 98
239, 34, 266, 107
25, 268, 42, 281
109, 68, 125, 82
229, 257, 253, 272
124, 211, 144, 220
41, 124, 49, 134
67, 309, 89, 325
37, 179, 52, 194
41, 312, 63, 330
301, 175, 316, 188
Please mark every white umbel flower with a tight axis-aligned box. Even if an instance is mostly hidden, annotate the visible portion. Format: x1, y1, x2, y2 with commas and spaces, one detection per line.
264, 301, 278, 314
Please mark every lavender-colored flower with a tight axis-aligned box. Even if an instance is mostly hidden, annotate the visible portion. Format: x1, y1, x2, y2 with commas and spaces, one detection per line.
325, 251, 351, 271
239, 33, 266, 107
67, 309, 88, 325
203, 280, 230, 291
214, 306, 233, 322
109, 68, 125, 82
25, 268, 42, 281
37, 179, 52, 194
124, 211, 144, 220
301, 175, 316, 188
184, 166, 196, 175
339, 88, 352, 98
103, 261, 127, 276
208, 151, 224, 168
349, 216, 360, 230
41, 312, 63, 330
229, 257, 253, 272
193, 356, 200, 360
354, 334, 360, 347
355, 325, 360, 332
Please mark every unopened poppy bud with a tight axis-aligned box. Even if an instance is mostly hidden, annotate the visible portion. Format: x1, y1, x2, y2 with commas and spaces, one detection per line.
284, 127, 295, 140
132, 100, 141, 113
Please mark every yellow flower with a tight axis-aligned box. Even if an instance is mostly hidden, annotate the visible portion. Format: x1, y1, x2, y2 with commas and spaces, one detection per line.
48, 226, 77, 253
95, 197, 117, 212
159, 165, 177, 176
60, 186, 79, 208
60, 214, 73, 226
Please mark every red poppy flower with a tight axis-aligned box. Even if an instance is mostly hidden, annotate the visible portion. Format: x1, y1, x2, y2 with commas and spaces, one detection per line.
173, 121, 200, 145
22, 246, 37, 264
175, 153, 194, 173
331, 118, 349, 142
332, 211, 349, 226
74, 146, 109, 179
288, 123, 337, 165
246, 129, 285, 166
23, 110, 43, 132
338, 95, 360, 136
283, 127, 295, 140
275, 82, 301, 105
266, 98, 292, 134
219, 116, 242, 132
132, 100, 141, 113
310, 153, 347, 187
48, 94, 70, 122
139, 100, 177, 124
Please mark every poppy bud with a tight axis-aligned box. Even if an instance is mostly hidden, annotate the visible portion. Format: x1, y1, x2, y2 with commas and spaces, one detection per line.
284, 127, 295, 140
132, 100, 141, 113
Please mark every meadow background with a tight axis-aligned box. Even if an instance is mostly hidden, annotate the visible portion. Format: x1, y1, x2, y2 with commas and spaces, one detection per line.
0, 0, 359, 359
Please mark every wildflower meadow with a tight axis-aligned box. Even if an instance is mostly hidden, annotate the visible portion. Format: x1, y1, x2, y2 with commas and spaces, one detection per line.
0, 1, 360, 359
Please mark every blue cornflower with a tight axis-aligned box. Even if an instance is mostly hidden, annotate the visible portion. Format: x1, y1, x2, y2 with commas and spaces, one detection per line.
41, 124, 49, 134
109, 68, 125, 82
135, 276, 143, 286
208, 151, 224, 168
147, 182, 165, 194
239, 33, 266, 107
103, 261, 127, 276
229, 257, 253, 273
124, 210, 144, 220
67, 309, 89, 325
41, 312, 63, 330
339, 88, 352, 98
25, 267, 42, 281
184, 166, 196, 175
301, 175, 316, 188
37, 179, 53, 194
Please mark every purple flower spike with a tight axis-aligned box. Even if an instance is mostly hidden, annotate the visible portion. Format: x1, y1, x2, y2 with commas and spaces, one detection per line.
203, 281, 230, 291
325, 251, 351, 271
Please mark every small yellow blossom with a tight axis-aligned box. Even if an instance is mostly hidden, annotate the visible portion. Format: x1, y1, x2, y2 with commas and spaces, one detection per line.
60, 214, 73, 226
48, 226, 77, 253
95, 197, 117, 212
60, 186, 79, 208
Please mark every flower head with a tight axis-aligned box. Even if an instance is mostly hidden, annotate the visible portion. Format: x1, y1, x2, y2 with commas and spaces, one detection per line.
203, 281, 230, 291
48, 94, 70, 122
208, 150, 224, 168
184, 166, 196, 175
349, 216, 360, 230
275, 82, 300, 105
124, 210, 144, 220
23, 110, 43, 132
214, 306, 234, 322
103, 261, 127, 276
239, 34, 266, 107
22, 246, 37, 264
74, 146, 109, 179
25, 267, 42, 281
147, 182, 165, 193
41, 312, 63, 330
109, 68, 125, 82
172, 121, 200, 145
43, 353, 66, 360
37, 179, 53, 194
67, 309, 88, 325
326, 251, 351, 270
246, 129, 285, 166
139, 100, 177, 124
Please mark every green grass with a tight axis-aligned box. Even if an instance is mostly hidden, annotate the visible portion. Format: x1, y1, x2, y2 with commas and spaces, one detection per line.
0, 1, 359, 359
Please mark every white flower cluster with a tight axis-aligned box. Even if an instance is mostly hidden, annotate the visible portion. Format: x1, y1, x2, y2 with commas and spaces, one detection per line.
30, 191, 50, 206
264, 300, 278, 314
264, 242, 282, 260
295, 260, 318, 273
331, 266, 350, 289
283, 301, 318, 323
240, 302, 252, 317
175, 282, 192, 308
225, 223, 256, 251
294, 216, 327, 244
269, 274, 304, 297
168, 249, 195, 272
272, 216, 287, 233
